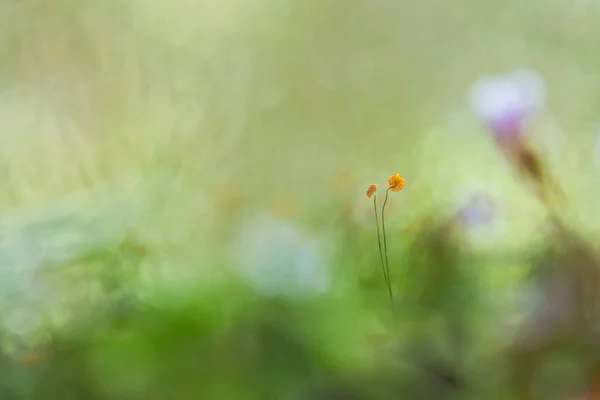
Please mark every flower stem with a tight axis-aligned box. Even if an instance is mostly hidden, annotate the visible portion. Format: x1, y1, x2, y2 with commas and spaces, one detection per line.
373, 195, 390, 291
382, 187, 395, 318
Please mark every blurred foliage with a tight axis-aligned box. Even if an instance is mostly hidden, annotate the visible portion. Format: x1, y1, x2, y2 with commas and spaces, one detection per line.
0, 0, 599, 399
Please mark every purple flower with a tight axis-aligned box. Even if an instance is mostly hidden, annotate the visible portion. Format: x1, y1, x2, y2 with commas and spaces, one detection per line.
469, 68, 547, 140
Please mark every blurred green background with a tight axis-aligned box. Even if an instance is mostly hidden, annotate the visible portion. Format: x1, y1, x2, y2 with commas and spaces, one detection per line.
1, 0, 600, 399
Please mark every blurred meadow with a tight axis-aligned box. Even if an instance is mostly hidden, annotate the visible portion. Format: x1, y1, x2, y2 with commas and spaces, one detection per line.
2, 0, 600, 399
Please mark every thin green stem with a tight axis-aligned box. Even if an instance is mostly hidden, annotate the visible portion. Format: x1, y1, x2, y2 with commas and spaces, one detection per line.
382, 187, 395, 316
373, 195, 390, 291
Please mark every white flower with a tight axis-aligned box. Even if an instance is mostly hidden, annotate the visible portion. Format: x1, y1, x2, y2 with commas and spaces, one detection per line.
235, 215, 330, 300
453, 187, 507, 249
457, 193, 496, 227
469, 68, 547, 138
594, 120, 600, 170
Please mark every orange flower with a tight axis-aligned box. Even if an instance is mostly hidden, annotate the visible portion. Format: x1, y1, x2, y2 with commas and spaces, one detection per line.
388, 173, 406, 192
366, 184, 378, 198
